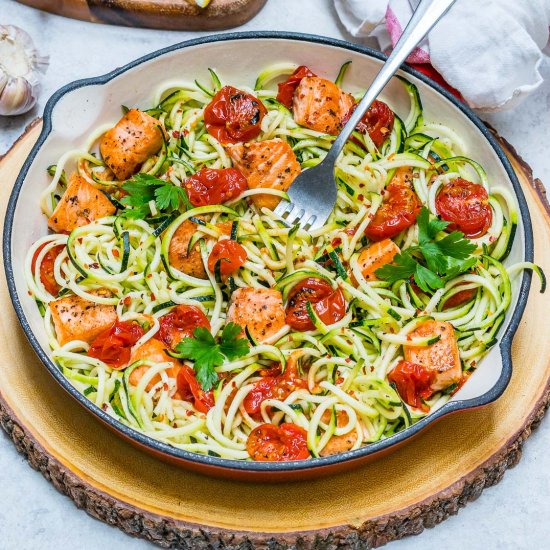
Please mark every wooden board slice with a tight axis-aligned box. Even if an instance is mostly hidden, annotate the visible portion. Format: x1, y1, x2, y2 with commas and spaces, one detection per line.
1, 120, 549, 548
14, 0, 268, 31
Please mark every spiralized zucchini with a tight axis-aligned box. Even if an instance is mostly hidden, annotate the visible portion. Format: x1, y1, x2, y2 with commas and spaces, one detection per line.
27, 65, 542, 461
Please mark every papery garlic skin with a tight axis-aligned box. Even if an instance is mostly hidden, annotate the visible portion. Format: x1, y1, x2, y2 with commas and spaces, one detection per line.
0, 25, 49, 116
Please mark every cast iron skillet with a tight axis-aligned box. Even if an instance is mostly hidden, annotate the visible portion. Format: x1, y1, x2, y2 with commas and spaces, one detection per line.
3, 32, 533, 481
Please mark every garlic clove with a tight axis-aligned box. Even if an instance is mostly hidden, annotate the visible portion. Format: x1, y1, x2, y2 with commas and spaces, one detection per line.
0, 25, 49, 117
0, 76, 35, 116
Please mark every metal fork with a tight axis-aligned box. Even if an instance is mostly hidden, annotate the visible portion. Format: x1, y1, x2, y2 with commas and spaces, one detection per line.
274, 0, 457, 231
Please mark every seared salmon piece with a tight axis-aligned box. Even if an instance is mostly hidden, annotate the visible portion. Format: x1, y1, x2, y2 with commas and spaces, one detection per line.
50, 292, 116, 345
226, 139, 301, 210
226, 287, 286, 342
355, 239, 400, 282
293, 77, 354, 135
390, 166, 414, 187
168, 218, 207, 279
404, 320, 461, 392
47, 173, 116, 234
99, 109, 164, 181
216, 221, 233, 236
128, 338, 180, 391
319, 410, 358, 457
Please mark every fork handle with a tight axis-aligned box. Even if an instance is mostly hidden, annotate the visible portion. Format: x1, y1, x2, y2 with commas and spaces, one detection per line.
325, 0, 457, 164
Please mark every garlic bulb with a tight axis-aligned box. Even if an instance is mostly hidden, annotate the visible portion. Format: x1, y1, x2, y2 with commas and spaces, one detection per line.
0, 25, 49, 116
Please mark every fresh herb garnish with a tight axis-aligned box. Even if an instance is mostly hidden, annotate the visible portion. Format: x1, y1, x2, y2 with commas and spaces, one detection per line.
175, 323, 250, 391
375, 207, 477, 292
120, 173, 191, 219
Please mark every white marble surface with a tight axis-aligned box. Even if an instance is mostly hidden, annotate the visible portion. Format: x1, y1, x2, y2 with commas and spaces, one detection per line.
0, 0, 549, 548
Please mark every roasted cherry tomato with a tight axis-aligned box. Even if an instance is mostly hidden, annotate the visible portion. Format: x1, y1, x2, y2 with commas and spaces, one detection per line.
409, 63, 464, 101
88, 320, 145, 368
207, 239, 247, 277
185, 167, 248, 207
244, 361, 307, 416
276, 65, 317, 109
388, 360, 435, 412
364, 183, 421, 242
442, 287, 477, 310
435, 178, 492, 238
285, 277, 346, 332
31, 243, 65, 296
176, 364, 215, 413
204, 86, 267, 144
343, 99, 395, 148
246, 423, 310, 461
157, 305, 211, 349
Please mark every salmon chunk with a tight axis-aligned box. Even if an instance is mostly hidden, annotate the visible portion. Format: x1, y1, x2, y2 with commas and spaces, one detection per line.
226, 139, 301, 210
168, 218, 207, 279
128, 338, 180, 391
391, 166, 414, 187
47, 174, 116, 234
50, 293, 116, 345
99, 109, 164, 181
404, 321, 461, 392
356, 239, 400, 282
319, 410, 358, 457
226, 287, 286, 342
293, 77, 354, 135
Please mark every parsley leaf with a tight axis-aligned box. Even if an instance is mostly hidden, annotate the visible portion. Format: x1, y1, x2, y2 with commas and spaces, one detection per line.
375, 207, 478, 293
417, 206, 448, 243
375, 251, 417, 283
175, 323, 250, 391
436, 231, 476, 260
219, 322, 251, 360
120, 173, 191, 218
155, 184, 191, 211
415, 264, 444, 293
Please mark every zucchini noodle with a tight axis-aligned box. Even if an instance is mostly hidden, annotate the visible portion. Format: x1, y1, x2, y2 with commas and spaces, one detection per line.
26, 64, 543, 462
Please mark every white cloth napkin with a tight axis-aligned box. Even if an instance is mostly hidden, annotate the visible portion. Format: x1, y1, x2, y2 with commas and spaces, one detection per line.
334, 0, 550, 111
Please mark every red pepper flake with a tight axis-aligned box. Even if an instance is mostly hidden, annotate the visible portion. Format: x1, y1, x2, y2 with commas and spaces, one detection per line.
186, 410, 193, 416
345, 357, 352, 364
331, 237, 342, 247
150, 293, 156, 301
163, 383, 169, 391
368, 213, 374, 219
112, 249, 120, 258
336, 377, 344, 384
101, 403, 108, 411
182, 129, 189, 136
370, 366, 374, 372
123, 296, 132, 306
90, 262, 99, 269
358, 194, 364, 202
172, 130, 180, 139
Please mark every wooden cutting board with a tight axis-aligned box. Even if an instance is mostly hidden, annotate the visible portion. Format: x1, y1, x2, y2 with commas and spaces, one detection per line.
15, 0, 268, 31
1, 119, 549, 548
